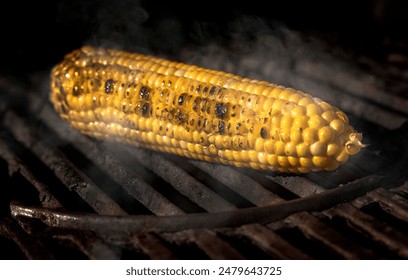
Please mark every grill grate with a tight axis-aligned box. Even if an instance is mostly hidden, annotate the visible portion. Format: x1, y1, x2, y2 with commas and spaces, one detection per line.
1, 29, 408, 259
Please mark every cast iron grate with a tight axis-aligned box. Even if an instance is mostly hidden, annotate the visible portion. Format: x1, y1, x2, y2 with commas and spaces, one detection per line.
0, 30, 408, 259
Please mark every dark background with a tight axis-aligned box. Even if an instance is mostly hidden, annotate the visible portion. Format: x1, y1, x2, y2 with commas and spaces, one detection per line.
1, 0, 408, 81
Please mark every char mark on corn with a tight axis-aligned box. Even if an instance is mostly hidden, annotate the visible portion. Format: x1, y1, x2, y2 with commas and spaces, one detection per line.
50, 46, 364, 173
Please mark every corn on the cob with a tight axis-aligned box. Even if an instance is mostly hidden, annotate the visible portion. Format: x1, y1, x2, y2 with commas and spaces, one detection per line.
50, 46, 364, 173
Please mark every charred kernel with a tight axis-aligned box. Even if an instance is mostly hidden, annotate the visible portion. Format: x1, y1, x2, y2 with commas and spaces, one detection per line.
104, 79, 115, 94
215, 103, 228, 119
260, 127, 268, 139
178, 93, 186, 105
218, 121, 225, 134
209, 86, 217, 95
192, 97, 201, 112
141, 103, 151, 117
72, 85, 80, 96
197, 118, 202, 128
139, 86, 150, 100
177, 112, 186, 123
195, 85, 201, 93
200, 99, 207, 113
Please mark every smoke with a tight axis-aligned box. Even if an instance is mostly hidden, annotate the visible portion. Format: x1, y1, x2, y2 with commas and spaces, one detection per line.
90, 0, 149, 51
48, 0, 406, 180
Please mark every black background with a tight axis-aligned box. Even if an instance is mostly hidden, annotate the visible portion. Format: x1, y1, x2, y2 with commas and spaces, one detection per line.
1, 0, 408, 80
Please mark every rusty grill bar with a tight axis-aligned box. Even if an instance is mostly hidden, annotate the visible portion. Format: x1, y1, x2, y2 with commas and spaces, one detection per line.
1, 28, 408, 260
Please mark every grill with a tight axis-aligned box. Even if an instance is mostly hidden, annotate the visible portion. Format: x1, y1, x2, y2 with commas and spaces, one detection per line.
1, 1, 408, 260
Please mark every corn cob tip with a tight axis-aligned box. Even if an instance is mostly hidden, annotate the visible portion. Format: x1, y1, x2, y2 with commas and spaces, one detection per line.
345, 132, 366, 155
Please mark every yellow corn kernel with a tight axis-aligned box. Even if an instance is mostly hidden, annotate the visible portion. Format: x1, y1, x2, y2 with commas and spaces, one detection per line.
290, 105, 306, 118
327, 143, 340, 157
284, 142, 297, 156
310, 141, 327, 156
318, 126, 336, 143
330, 119, 345, 134
50, 46, 364, 173
296, 143, 311, 157
306, 103, 322, 117
302, 128, 318, 144
290, 128, 302, 144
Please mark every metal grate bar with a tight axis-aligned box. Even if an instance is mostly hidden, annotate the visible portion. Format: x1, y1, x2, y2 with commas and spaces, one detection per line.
0, 134, 62, 209
9, 175, 383, 236
191, 161, 283, 206
51, 231, 120, 260
162, 229, 245, 259
0, 218, 54, 259
235, 224, 311, 259
307, 163, 369, 188
267, 176, 325, 197
4, 111, 127, 216
389, 183, 408, 200
363, 188, 408, 223
118, 146, 237, 212
286, 212, 376, 259
327, 204, 408, 258
128, 233, 178, 259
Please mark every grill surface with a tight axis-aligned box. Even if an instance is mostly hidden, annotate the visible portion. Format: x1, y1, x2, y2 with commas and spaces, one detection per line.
1, 2, 408, 259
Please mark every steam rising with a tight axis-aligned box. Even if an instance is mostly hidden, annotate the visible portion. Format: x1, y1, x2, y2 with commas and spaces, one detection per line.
48, 1, 407, 186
